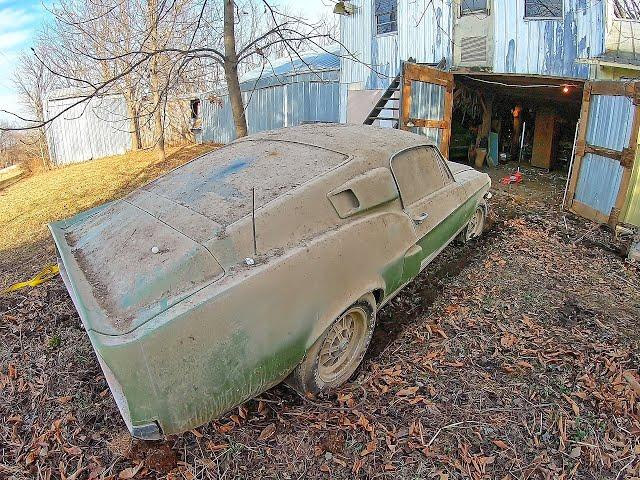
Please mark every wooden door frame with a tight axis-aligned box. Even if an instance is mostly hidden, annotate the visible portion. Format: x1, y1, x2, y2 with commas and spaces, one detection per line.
564, 81, 640, 226
399, 62, 455, 158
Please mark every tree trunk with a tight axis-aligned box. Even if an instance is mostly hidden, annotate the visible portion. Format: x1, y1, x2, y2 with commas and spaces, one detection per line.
124, 88, 142, 150
34, 99, 50, 170
223, 0, 248, 138
148, 0, 166, 160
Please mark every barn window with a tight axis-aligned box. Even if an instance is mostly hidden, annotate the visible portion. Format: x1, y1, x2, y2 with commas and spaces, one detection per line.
461, 0, 488, 15
190, 99, 200, 119
613, 0, 640, 20
375, 0, 397, 35
524, 0, 563, 19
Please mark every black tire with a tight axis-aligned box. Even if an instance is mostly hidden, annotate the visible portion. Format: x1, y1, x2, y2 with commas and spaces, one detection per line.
287, 295, 376, 396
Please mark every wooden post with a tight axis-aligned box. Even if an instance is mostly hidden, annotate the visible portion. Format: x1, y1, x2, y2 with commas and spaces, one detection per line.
478, 92, 493, 143
565, 84, 592, 209
610, 81, 640, 226
531, 106, 558, 169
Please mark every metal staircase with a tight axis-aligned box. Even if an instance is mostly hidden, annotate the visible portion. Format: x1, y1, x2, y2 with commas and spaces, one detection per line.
363, 74, 401, 128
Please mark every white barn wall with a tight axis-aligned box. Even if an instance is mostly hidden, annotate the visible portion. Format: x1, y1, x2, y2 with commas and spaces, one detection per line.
340, 0, 605, 91
340, 0, 452, 89
45, 92, 130, 166
493, 0, 605, 78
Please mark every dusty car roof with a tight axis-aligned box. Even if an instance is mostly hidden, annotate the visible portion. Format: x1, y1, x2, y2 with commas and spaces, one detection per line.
243, 123, 429, 163
142, 135, 348, 227
142, 124, 427, 228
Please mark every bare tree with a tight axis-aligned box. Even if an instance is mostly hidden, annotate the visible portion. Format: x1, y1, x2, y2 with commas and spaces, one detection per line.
12, 47, 53, 169
224, 0, 248, 137
0, 123, 18, 168
2, 1, 366, 146
148, 0, 166, 159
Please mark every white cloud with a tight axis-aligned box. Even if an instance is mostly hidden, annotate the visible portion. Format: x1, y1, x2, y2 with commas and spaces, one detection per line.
0, 6, 37, 30
0, 29, 29, 51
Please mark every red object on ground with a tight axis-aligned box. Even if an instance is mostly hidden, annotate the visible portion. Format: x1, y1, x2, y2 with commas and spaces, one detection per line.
500, 171, 523, 185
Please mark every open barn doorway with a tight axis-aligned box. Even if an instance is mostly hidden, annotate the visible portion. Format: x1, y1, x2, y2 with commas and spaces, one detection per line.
397, 63, 639, 228
449, 73, 585, 173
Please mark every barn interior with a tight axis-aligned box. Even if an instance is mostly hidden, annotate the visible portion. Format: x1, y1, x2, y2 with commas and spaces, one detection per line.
449, 73, 585, 172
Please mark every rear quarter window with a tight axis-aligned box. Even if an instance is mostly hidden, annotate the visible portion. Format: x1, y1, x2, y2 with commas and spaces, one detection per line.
390, 146, 450, 206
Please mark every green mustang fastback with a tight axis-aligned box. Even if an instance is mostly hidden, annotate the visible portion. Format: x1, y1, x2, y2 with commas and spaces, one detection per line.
50, 124, 490, 439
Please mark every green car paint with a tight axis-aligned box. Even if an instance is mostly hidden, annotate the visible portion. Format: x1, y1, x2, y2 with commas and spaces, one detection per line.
89, 191, 484, 435
91, 321, 310, 434
50, 125, 491, 439
382, 189, 485, 301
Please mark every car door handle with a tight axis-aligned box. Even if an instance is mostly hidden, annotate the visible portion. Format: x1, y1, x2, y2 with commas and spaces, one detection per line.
413, 212, 429, 224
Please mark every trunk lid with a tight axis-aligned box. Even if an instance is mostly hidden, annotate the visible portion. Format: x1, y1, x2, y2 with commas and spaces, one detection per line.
51, 198, 224, 336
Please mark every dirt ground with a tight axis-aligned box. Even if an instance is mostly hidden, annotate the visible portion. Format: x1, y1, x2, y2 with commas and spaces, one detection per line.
1, 161, 639, 479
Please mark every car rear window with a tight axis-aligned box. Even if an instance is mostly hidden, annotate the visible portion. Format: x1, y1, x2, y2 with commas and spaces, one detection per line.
143, 140, 348, 226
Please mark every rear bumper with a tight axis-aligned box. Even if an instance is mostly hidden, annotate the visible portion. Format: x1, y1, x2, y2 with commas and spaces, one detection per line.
56, 256, 164, 439
51, 213, 167, 439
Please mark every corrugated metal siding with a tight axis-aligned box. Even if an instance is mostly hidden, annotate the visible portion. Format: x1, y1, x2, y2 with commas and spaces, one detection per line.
198, 47, 341, 143
246, 85, 286, 132
295, 81, 341, 123
340, 0, 375, 88
200, 80, 340, 143
241, 70, 337, 91
406, 81, 445, 144
340, 0, 452, 88
586, 94, 634, 151
241, 47, 340, 86
397, 0, 452, 71
493, 0, 604, 78
573, 91, 635, 221
409, 127, 441, 145
575, 152, 624, 215
200, 95, 235, 144
45, 94, 130, 165
409, 81, 445, 119
341, 0, 604, 86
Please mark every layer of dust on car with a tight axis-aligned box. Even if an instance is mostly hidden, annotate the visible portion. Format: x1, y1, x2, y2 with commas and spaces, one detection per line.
142, 140, 348, 226
63, 200, 224, 334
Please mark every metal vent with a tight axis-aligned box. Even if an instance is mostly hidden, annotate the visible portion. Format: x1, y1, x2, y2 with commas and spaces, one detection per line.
460, 36, 487, 64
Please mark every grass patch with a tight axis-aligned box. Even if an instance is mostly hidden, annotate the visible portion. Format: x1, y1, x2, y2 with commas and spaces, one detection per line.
0, 143, 219, 253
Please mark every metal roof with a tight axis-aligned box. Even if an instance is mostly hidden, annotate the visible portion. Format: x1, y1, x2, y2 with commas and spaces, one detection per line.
241, 44, 340, 83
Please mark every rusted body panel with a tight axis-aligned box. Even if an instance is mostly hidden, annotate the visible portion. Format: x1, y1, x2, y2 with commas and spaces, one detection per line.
50, 124, 490, 438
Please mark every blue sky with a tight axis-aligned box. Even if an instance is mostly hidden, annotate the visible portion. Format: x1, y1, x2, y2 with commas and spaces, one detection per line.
0, 0, 332, 123
0, 0, 51, 123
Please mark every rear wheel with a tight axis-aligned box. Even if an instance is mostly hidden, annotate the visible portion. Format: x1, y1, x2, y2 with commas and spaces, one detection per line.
287, 295, 376, 396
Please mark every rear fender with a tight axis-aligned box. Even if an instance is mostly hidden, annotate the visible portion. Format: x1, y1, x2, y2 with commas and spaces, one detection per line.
301, 211, 413, 351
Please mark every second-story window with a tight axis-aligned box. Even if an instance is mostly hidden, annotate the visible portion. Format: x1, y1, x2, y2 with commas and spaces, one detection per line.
375, 0, 397, 34
524, 0, 563, 19
461, 0, 488, 15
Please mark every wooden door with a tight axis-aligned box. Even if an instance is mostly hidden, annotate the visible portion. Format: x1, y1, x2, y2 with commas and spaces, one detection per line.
399, 62, 455, 159
565, 81, 640, 226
